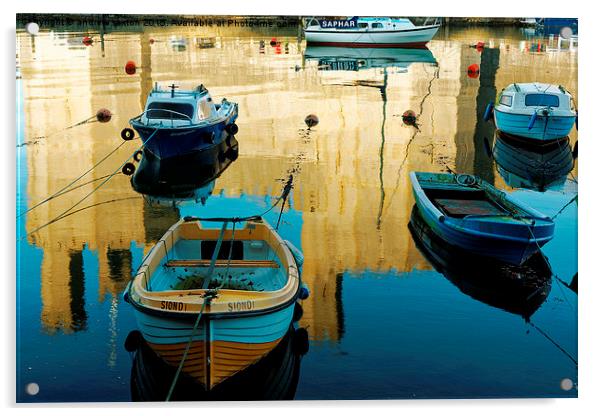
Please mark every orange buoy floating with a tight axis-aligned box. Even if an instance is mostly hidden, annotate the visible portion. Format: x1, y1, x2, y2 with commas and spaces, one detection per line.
402, 110, 418, 127
467, 64, 480, 78
96, 108, 112, 123
304, 114, 319, 129
82, 36, 93, 46
125, 60, 137, 75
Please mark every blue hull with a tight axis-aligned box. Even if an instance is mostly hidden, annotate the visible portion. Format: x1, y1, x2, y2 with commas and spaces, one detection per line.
409, 172, 555, 266
412, 198, 538, 265
494, 109, 575, 141
132, 113, 237, 160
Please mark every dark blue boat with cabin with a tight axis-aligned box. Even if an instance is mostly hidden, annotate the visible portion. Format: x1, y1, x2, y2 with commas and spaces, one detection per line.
129, 84, 238, 160
409, 171, 555, 265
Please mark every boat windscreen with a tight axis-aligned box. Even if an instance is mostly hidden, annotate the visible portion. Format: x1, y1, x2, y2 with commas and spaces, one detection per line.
525, 94, 560, 107
147, 102, 194, 119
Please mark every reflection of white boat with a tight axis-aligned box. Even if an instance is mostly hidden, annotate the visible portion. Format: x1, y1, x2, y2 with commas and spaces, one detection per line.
304, 17, 440, 47
304, 46, 437, 71
520, 18, 540, 26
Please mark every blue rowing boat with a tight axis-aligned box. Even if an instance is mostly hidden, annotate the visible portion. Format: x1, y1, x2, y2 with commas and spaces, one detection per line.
409, 171, 555, 265
130, 84, 238, 160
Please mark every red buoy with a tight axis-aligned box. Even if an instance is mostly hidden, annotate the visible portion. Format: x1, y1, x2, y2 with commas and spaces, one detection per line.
82, 36, 93, 46
476, 41, 485, 50
304, 114, 319, 128
467, 64, 480, 78
125, 60, 137, 75
402, 110, 417, 126
96, 108, 112, 123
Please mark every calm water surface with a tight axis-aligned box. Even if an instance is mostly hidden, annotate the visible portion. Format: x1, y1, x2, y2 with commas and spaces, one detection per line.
16, 23, 578, 402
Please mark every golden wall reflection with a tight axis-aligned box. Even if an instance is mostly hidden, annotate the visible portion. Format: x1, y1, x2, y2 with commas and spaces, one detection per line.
18, 24, 577, 342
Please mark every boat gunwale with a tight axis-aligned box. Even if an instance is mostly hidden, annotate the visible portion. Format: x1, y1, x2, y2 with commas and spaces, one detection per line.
409, 171, 554, 243
130, 102, 237, 130
304, 24, 441, 34
128, 218, 300, 317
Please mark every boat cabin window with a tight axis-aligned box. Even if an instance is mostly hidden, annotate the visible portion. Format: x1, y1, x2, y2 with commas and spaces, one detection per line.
358, 22, 368, 28
198, 100, 215, 120
307, 19, 319, 27
499, 95, 512, 107
525, 94, 560, 107
147, 102, 194, 120
371, 23, 384, 29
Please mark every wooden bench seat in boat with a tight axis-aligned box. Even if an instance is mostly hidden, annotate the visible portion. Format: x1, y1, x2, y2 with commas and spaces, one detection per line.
165, 259, 280, 268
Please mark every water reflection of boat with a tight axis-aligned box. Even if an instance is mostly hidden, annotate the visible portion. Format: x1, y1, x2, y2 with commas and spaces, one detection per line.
409, 206, 552, 319
131, 136, 238, 199
493, 131, 574, 191
128, 325, 308, 400
409, 171, 555, 265
124, 215, 302, 391
304, 46, 437, 72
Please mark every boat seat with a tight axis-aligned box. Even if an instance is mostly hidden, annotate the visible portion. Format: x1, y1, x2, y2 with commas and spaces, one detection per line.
434, 198, 507, 218
165, 259, 280, 268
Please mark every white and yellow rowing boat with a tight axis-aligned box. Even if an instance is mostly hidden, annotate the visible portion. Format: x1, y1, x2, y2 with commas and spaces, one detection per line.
124, 216, 304, 390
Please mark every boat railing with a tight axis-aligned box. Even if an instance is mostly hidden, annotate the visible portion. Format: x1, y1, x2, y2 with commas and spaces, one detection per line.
130, 109, 195, 127
422, 17, 441, 27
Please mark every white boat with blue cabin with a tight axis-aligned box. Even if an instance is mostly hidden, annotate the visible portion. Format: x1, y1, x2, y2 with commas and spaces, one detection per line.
485, 82, 577, 141
129, 83, 238, 160
304, 17, 441, 48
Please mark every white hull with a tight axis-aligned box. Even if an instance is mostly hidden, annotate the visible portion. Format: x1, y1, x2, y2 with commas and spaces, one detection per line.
305, 25, 440, 47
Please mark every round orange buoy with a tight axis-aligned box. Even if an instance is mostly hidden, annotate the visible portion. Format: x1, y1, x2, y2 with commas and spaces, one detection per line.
467, 64, 480, 78
96, 108, 112, 123
402, 110, 417, 126
125, 60, 137, 75
270, 37, 278, 47
82, 36, 93, 46
304, 114, 319, 128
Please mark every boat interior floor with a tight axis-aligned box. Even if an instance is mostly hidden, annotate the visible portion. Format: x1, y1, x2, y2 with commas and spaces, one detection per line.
424, 188, 509, 218
151, 262, 286, 292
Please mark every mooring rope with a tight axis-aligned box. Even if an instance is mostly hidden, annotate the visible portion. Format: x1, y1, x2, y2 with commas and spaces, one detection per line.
17, 140, 129, 218
18, 115, 104, 146
164, 176, 295, 400
182, 174, 294, 225
165, 222, 229, 401
21, 128, 159, 240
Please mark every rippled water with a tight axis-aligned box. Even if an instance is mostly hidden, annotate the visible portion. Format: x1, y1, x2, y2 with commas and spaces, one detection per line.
16, 22, 577, 402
